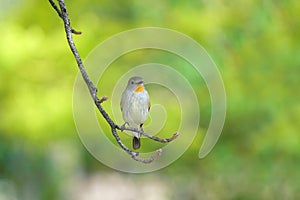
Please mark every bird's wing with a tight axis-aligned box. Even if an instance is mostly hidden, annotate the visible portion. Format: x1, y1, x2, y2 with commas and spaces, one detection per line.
147, 92, 151, 111
148, 100, 151, 111
120, 91, 126, 111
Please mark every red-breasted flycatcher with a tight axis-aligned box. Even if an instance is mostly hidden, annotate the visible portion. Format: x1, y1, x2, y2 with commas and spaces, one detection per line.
120, 76, 150, 149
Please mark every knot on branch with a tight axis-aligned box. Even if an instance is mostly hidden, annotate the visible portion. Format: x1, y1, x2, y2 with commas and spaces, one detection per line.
97, 96, 108, 104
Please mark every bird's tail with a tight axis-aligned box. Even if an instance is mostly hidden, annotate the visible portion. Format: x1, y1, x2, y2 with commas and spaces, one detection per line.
132, 136, 140, 150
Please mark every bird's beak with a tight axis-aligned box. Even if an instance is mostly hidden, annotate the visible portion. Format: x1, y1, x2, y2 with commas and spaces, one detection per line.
134, 83, 144, 92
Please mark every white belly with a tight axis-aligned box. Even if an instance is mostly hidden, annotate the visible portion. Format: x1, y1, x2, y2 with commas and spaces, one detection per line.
122, 91, 149, 127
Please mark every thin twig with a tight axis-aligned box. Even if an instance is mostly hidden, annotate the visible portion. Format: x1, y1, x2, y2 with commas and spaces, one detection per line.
97, 96, 109, 104
117, 126, 180, 143
49, 0, 179, 163
132, 149, 162, 164
48, 0, 82, 34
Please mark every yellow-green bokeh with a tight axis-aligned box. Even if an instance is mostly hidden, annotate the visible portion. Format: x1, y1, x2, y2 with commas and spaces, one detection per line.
0, 0, 299, 199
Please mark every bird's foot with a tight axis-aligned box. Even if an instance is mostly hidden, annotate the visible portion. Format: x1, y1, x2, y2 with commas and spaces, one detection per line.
120, 123, 127, 131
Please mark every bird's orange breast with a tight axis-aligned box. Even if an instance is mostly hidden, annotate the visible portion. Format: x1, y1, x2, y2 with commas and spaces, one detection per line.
134, 84, 144, 92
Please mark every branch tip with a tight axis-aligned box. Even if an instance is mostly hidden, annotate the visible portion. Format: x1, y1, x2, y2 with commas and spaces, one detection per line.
72, 29, 82, 35
49, 0, 82, 35
97, 96, 108, 103
157, 148, 163, 155
172, 132, 180, 139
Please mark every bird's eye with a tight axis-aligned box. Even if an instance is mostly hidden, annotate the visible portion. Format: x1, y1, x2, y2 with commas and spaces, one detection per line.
131, 81, 134, 84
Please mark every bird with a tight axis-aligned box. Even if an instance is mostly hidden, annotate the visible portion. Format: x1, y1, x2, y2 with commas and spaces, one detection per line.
120, 76, 150, 150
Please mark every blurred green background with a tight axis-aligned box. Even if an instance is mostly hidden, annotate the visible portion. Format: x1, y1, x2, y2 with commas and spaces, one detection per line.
1, 0, 300, 199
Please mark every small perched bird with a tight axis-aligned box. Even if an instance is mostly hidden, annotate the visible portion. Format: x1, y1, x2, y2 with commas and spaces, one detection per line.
120, 76, 150, 150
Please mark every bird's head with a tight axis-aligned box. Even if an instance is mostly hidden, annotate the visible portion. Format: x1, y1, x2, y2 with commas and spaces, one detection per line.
127, 76, 145, 92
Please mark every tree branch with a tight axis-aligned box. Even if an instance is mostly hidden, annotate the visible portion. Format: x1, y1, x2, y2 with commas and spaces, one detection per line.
49, 0, 82, 34
49, 0, 179, 163
117, 125, 180, 143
